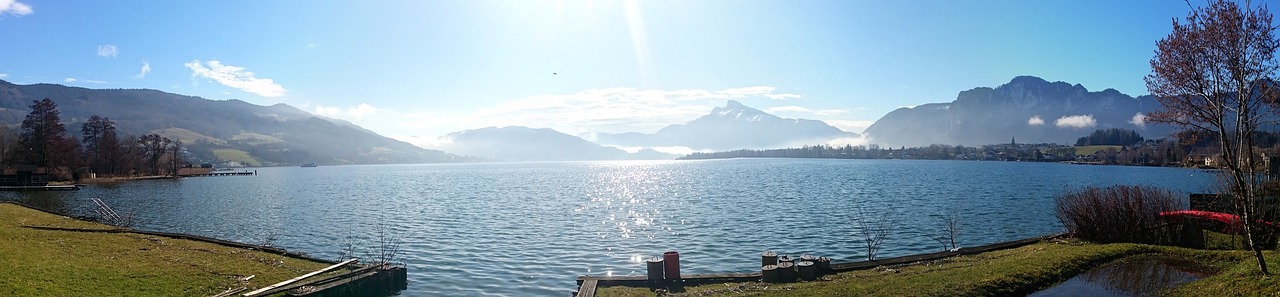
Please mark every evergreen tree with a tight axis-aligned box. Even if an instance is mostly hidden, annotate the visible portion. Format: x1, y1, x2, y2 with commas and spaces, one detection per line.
18, 98, 77, 168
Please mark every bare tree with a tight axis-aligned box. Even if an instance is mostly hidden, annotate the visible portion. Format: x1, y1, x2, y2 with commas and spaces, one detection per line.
852, 203, 899, 261
1146, 0, 1280, 274
168, 140, 183, 176
929, 210, 960, 252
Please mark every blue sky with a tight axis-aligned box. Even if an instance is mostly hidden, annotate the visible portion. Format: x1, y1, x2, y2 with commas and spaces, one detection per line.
0, 0, 1239, 148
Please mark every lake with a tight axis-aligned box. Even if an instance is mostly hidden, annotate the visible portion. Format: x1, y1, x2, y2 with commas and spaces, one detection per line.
0, 159, 1215, 296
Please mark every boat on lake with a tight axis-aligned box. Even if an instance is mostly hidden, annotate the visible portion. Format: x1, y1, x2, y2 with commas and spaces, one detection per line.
301, 163, 318, 167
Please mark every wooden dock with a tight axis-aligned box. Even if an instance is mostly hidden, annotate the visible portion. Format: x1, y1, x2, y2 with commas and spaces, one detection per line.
573, 235, 1056, 297
0, 184, 82, 191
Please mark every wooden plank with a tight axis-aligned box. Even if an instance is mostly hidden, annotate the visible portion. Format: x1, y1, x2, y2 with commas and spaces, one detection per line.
210, 287, 246, 297
576, 279, 598, 297
242, 258, 357, 297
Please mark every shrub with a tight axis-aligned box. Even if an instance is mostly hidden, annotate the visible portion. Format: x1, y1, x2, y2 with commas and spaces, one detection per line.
1055, 185, 1182, 244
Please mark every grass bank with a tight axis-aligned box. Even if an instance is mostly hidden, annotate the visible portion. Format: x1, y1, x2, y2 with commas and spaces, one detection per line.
597, 239, 1280, 297
0, 203, 342, 296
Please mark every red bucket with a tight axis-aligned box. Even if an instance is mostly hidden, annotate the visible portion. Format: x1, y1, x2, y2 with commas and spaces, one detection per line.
663, 251, 681, 279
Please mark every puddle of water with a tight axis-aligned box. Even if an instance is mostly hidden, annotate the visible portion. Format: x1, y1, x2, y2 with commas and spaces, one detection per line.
1028, 255, 1216, 297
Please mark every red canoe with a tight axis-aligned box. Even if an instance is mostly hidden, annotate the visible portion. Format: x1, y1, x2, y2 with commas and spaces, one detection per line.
1159, 210, 1280, 233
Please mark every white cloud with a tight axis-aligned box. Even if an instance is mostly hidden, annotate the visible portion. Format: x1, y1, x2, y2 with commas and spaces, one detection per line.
314, 103, 378, 119
766, 106, 812, 113
719, 86, 801, 100
135, 61, 151, 78
826, 134, 874, 147
765, 106, 848, 117
1055, 114, 1096, 129
185, 59, 287, 97
825, 120, 876, 133
64, 77, 107, 84
306, 43, 318, 49
97, 44, 118, 58
1129, 112, 1147, 129
764, 93, 801, 100
0, 73, 7, 79
397, 86, 807, 139
0, 0, 32, 16
1028, 115, 1045, 126
62, 77, 107, 83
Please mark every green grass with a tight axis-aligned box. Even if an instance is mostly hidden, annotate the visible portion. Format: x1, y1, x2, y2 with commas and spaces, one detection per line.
595, 239, 1280, 297
212, 148, 262, 167
1073, 145, 1124, 156
0, 203, 340, 296
231, 132, 284, 145
152, 127, 221, 145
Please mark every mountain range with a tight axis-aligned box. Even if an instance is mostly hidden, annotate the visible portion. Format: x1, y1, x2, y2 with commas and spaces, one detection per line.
0, 80, 460, 165
595, 100, 856, 151
862, 76, 1175, 148
431, 126, 676, 161
421, 100, 858, 161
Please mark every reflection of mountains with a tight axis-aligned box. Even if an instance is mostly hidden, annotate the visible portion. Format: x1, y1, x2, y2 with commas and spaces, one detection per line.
1078, 255, 1214, 296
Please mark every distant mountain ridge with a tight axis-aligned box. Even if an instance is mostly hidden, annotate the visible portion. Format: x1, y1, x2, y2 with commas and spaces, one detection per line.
434, 126, 676, 161
0, 80, 459, 165
596, 100, 856, 151
862, 76, 1175, 147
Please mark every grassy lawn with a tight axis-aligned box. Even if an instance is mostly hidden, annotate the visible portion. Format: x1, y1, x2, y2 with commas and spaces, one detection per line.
231, 132, 285, 145
597, 239, 1280, 297
0, 203, 341, 296
212, 148, 262, 167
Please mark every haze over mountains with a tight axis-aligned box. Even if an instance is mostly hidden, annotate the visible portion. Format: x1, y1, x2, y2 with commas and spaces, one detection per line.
595, 100, 857, 151
430, 126, 676, 161
863, 76, 1175, 148
0, 80, 460, 165
0, 75, 1178, 164
421, 100, 858, 161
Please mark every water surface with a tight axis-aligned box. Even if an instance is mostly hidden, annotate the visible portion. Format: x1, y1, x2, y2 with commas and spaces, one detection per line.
1, 159, 1214, 296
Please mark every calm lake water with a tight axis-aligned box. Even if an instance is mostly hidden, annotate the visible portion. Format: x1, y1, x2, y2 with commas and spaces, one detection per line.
1, 159, 1214, 296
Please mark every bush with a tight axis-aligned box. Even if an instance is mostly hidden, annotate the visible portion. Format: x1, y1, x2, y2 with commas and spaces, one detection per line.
1055, 185, 1182, 244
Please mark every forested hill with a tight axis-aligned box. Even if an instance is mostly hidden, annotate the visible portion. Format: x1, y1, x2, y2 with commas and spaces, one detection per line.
0, 80, 461, 165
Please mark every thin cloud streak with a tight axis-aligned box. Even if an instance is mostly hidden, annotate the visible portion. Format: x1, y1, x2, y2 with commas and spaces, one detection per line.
136, 61, 150, 78
184, 59, 287, 97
